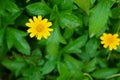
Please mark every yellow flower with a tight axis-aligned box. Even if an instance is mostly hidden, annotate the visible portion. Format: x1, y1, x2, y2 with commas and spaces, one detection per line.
100, 33, 120, 50
26, 16, 53, 40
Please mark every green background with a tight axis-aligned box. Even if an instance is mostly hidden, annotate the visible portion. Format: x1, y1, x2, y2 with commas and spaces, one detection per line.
0, 0, 120, 80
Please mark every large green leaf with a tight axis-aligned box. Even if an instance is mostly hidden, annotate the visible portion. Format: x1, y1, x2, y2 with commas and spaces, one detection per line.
89, 0, 113, 37
74, 0, 90, 15
26, 1, 51, 16
6, 27, 30, 55
92, 68, 118, 79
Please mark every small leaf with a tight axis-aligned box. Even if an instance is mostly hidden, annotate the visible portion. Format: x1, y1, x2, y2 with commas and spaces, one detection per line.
26, 2, 51, 16
92, 68, 118, 79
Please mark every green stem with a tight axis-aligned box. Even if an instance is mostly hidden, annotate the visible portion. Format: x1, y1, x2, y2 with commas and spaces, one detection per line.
106, 73, 120, 79
83, 73, 93, 80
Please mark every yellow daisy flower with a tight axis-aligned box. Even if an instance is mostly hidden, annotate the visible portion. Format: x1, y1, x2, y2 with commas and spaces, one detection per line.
26, 16, 53, 40
100, 33, 120, 50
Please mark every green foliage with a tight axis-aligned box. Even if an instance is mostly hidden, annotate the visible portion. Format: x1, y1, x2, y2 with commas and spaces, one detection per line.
0, 0, 120, 80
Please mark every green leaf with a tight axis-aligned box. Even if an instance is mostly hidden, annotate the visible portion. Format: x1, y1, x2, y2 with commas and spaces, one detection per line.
64, 54, 83, 79
92, 68, 118, 79
46, 23, 66, 56
59, 0, 73, 11
2, 59, 26, 76
0, 0, 22, 27
57, 62, 72, 80
6, 28, 30, 55
0, 28, 5, 46
85, 38, 99, 58
26, 2, 51, 16
89, 0, 113, 37
111, 6, 120, 19
42, 58, 56, 75
74, 0, 90, 15
63, 34, 88, 53
83, 58, 98, 72
59, 12, 82, 29
0, 27, 8, 60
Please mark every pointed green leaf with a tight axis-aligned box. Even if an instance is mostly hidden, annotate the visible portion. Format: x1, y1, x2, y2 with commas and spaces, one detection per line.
6, 28, 30, 55
92, 68, 118, 79
89, 0, 113, 37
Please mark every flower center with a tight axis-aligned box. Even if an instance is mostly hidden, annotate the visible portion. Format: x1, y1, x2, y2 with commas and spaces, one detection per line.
107, 36, 115, 44
36, 24, 44, 32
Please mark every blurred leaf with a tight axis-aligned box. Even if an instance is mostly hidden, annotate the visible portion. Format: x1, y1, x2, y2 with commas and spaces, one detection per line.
42, 59, 56, 75
26, 1, 51, 16
85, 38, 99, 58
31, 48, 42, 56
63, 27, 74, 39
90, 0, 96, 5
50, 5, 59, 21
0, 0, 22, 27
92, 68, 118, 79
22, 67, 41, 80
6, 28, 30, 55
111, 6, 120, 19
0, 27, 8, 60
59, 0, 73, 11
2, 59, 26, 76
74, 0, 90, 15
43, 21, 66, 75
46, 23, 66, 56
59, 12, 82, 29
83, 58, 98, 72
49, 0, 63, 6
63, 34, 88, 53
64, 54, 83, 79
57, 62, 72, 80
0, 28, 5, 46
89, 0, 113, 37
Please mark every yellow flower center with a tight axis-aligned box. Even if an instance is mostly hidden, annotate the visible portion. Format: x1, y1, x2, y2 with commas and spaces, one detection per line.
36, 24, 44, 32
107, 36, 115, 44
